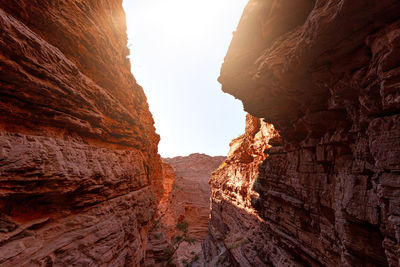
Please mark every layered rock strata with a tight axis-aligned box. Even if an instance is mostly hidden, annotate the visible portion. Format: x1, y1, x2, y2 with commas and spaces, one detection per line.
203, 115, 280, 266
145, 154, 224, 266
206, 0, 400, 266
144, 162, 178, 267
164, 154, 225, 266
164, 154, 226, 241
0, 1, 162, 266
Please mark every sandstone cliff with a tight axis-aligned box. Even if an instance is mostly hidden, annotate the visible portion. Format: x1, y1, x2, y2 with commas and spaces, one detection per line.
0, 1, 162, 266
163, 154, 225, 266
203, 115, 280, 266
145, 154, 224, 266
164, 153, 226, 241
205, 0, 400, 266
144, 162, 177, 267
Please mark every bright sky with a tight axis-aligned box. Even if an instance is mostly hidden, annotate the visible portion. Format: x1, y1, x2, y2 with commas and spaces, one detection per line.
122, 0, 247, 157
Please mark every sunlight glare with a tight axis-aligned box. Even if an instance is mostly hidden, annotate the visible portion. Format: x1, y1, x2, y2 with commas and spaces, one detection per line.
123, 0, 248, 157
149, 0, 234, 45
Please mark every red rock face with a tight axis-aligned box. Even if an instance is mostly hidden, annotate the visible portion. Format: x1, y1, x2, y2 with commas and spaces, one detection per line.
163, 154, 226, 239
144, 154, 224, 266
144, 162, 177, 267
164, 153, 225, 266
0, 1, 162, 266
206, 0, 400, 266
203, 115, 281, 266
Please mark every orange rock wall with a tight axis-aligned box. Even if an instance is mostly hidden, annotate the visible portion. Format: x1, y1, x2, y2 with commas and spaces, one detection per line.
145, 154, 225, 266
164, 154, 225, 240
203, 115, 281, 266
0, 1, 162, 266
205, 0, 400, 266
164, 154, 225, 266
144, 162, 178, 267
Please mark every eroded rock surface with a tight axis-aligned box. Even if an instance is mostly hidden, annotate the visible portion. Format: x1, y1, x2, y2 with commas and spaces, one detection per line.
145, 154, 224, 266
206, 0, 400, 266
164, 154, 225, 266
144, 162, 178, 267
203, 115, 281, 266
164, 154, 226, 241
0, 1, 162, 266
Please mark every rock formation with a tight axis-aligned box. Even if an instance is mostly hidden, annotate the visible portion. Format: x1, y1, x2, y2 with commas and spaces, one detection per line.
144, 162, 177, 267
2, 0, 399, 266
203, 115, 280, 266
145, 154, 224, 266
164, 154, 225, 241
162, 154, 225, 266
205, 0, 400, 266
0, 1, 163, 266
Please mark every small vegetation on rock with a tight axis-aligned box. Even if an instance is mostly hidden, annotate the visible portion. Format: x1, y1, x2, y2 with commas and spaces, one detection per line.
216, 252, 228, 265
153, 217, 196, 266
183, 253, 200, 267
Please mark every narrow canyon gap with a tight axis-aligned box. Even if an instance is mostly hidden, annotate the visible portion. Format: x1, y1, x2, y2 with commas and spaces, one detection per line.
0, 1, 399, 267
122, 0, 248, 157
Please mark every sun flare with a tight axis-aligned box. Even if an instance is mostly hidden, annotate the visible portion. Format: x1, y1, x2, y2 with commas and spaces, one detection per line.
123, 0, 248, 157
138, 0, 242, 45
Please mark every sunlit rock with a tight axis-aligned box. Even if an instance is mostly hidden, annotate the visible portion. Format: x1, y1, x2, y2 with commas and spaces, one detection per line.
205, 0, 400, 266
0, 1, 162, 266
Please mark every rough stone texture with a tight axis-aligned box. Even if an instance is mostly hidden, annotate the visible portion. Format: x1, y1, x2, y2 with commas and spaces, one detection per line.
159, 162, 178, 240
164, 153, 225, 266
144, 162, 178, 267
164, 154, 226, 241
206, 0, 400, 266
203, 115, 281, 266
0, 1, 162, 266
145, 154, 224, 266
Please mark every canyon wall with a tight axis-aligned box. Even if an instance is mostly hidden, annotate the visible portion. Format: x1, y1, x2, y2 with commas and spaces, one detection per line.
164, 154, 226, 241
145, 154, 225, 266
164, 154, 225, 266
144, 162, 177, 266
0, 1, 163, 266
204, 114, 280, 266
205, 0, 400, 266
